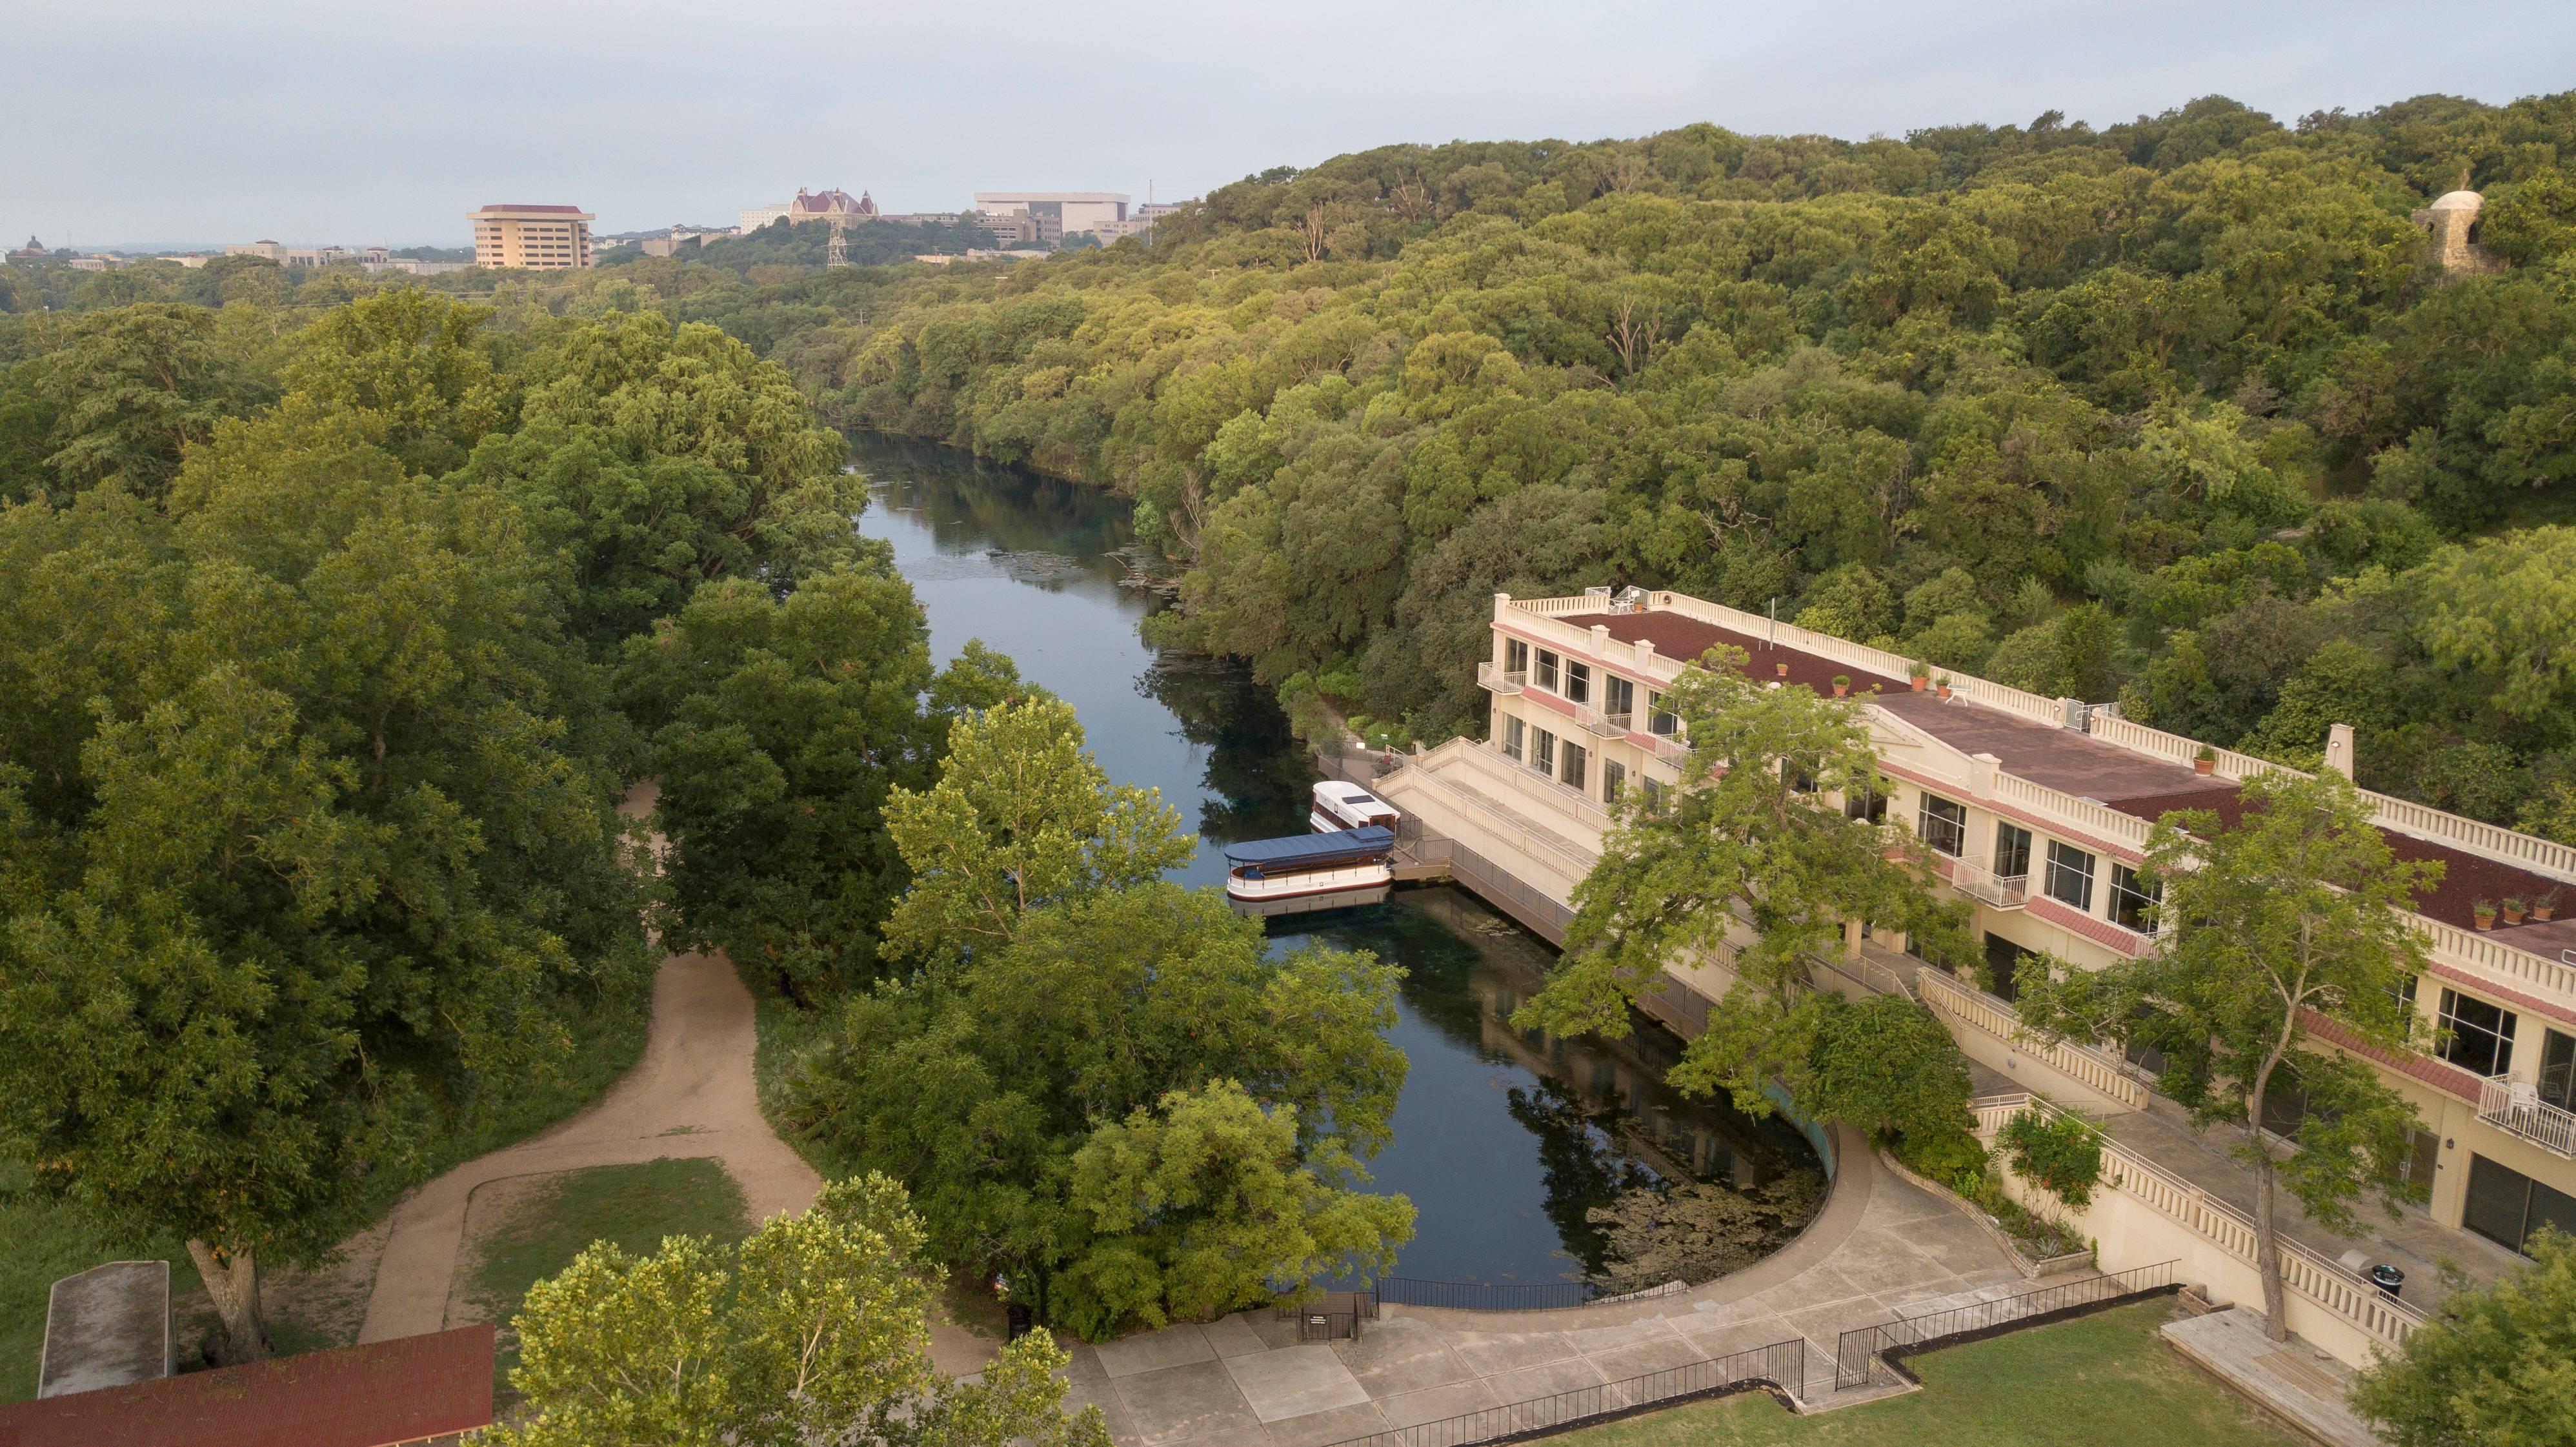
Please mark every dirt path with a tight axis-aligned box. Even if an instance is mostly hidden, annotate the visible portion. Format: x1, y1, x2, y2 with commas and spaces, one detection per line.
347, 782, 996, 1373
354, 947, 824, 1344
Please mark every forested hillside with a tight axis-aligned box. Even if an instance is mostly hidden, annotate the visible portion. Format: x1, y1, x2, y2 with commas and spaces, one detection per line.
804, 93, 2576, 838
10, 92, 2576, 840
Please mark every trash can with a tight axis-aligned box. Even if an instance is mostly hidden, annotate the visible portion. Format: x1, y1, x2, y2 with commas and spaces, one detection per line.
2368, 1264, 2404, 1301
1005, 1303, 1034, 1342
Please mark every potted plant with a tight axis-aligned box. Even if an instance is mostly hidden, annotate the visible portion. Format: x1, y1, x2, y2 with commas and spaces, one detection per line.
2537, 889, 2561, 923
1910, 661, 1931, 691
1936, 674, 1953, 700
1776, 661, 1789, 678
2474, 898, 2498, 931
1833, 674, 1851, 698
2502, 896, 2527, 926
2193, 744, 2217, 776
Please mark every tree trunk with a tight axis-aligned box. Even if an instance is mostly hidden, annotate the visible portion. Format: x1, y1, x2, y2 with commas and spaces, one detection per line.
186, 1239, 273, 1364
2249, 1132, 2289, 1342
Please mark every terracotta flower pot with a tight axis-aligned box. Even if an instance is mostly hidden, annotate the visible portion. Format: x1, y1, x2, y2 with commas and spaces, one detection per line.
2537, 904, 2557, 922
1833, 683, 1849, 697
1911, 676, 1929, 692
2475, 911, 2497, 931
2193, 758, 2215, 776
2504, 905, 2527, 926
1937, 683, 1952, 699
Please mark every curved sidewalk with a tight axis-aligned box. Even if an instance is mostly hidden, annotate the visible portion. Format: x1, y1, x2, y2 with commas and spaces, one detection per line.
1057, 1123, 2033, 1446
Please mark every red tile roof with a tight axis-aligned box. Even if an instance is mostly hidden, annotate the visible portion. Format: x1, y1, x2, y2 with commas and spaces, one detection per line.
0, 1326, 494, 1447
478, 203, 583, 214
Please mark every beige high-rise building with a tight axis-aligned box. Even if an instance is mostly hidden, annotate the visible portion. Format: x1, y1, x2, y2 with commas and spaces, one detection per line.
467, 203, 593, 270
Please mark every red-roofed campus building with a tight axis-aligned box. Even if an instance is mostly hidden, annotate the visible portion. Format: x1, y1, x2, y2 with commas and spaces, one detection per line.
0, 1324, 494, 1447
1359, 586, 2576, 1370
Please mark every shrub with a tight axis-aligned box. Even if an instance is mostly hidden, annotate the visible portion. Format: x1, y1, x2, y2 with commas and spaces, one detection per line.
1997, 1108, 2104, 1209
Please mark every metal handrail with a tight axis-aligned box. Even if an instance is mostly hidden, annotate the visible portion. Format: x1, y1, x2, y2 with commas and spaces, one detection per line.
1318, 1337, 1807, 1447
1575, 704, 1632, 740
2479, 1077, 2576, 1159
1834, 1262, 2177, 1390
1947, 860, 2029, 909
1475, 662, 1526, 694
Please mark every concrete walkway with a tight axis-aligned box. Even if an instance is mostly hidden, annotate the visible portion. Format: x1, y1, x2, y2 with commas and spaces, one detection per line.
354, 947, 826, 1344
1060, 1125, 2029, 1446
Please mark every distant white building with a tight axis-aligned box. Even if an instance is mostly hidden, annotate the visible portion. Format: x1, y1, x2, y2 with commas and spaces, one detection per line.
972, 192, 1129, 245
738, 203, 790, 234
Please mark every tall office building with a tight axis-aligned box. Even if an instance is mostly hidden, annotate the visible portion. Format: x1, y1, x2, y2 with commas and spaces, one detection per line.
467, 204, 594, 270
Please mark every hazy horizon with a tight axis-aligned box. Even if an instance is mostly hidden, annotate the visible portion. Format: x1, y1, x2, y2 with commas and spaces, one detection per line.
8, 0, 2575, 251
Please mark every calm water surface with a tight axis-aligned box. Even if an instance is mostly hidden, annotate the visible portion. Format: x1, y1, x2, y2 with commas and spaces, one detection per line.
852, 434, 1816, 1285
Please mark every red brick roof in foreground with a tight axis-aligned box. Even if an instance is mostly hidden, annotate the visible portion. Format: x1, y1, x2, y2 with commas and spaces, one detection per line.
0, 1324, 494, 1447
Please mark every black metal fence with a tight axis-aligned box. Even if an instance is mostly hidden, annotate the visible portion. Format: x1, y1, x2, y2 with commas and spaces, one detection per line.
1318, 1336, 1807, 1447
1833, 1260, 2179, 1390
1282, 1290, 1380, 1342
1372, 1277, 1599, 1312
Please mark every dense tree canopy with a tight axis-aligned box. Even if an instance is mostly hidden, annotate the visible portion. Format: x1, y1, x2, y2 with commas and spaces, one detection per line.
787, 708, 1411, 1339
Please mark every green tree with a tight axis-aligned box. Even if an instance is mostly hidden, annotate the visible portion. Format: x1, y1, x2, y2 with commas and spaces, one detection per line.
2348, 1228, 2576, 1447
0, 302, 271, 504
0, 429, 649, 1361
621, 568, 1018, 997
2479, 169, 2576, 265
2417, 527, 2576, 725
487, 1173, 1111, 1447
1516, 645, 1975, 1124
880, 697, 1193, 963
788, 882, 1408, 1331
279, 288, 505, 474
463, 310, 870, 651
1057, 1081, 1414, 1341
2017, 769, 2437, 1342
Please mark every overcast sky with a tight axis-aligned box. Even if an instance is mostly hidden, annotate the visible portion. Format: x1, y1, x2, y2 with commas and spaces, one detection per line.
8, 0, 2575, 248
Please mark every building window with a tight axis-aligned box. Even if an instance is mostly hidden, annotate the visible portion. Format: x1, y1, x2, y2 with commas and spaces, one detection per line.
2043, 841, 2095, 911
2542, 1029, 2574, 1112
1602, 758, 1627, 803
2437, 988, 2517, 1078
1640, 777, 1666, 812
1501, 714, 1524, 762
1564, 660, 1591, 705
1647, 690, 1678, 736
1604, 675, 1635, 723
2109, 863, 2158, 932
1993, 823, 2032, 881
2462, 1153, 2576, 1257
1916, 794, 1966, 857
1533, 729, 1555, 775
1535, 649, 1560, 693
1504, 638, 1528, 676
1844, 783, 1885, 824
1562, 740, 1587, 792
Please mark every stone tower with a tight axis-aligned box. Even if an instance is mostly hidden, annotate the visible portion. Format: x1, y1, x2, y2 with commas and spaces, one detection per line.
2410, 189, 2506, 280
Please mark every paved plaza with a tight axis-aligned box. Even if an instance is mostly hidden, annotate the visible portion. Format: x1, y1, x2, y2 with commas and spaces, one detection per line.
1056, 1126, 2033, 1446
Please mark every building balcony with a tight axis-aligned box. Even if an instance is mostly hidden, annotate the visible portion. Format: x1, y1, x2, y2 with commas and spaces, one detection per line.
1948, 861, 2029, 910
1649, 733, 1690, 768
2479, 1077, 2576, 1159
1576, 705, 1632, 740
1476, 662, 1525, 694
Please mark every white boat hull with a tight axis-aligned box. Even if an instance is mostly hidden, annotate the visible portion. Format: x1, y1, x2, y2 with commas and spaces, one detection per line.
1225, 860, 1396, 903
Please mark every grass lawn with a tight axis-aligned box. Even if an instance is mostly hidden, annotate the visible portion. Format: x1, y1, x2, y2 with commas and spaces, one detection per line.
1546, 1302, 2300, 1447
467, 1155, 752, 1398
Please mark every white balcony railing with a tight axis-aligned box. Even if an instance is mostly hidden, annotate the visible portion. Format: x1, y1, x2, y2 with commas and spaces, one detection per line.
1576, 705, 1632, 740
1650, 734, 1691, 769
2479, 1077, 2576, 1159
1476, 662, 1526, 694
1947, 861, 2029, 909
